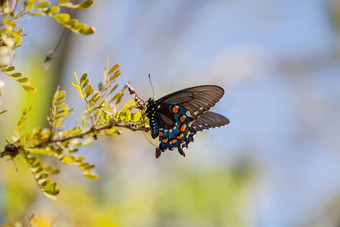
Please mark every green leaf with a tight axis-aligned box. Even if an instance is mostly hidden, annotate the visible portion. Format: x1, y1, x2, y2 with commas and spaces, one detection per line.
83, 172, 98, 180
0, 110, 8, 114
71, 81, 82, 93
17, 77, 29, 82
78, 0, 94, 9
79, 26, 95, 35
91, 92, 100, 101
133, 112, 141, 122
37, 173, 48, 180
98, 82, 104, 91
44, 166, 53, 172
17, 28, 24, 35
58, 0, 70, 4
57, 90, 66, 97
53, 13, 70, 23
22, 85, 36, 93
82, 78, 89, 88
4, 66, 15, 71
73, 72, 80, 84
84, 85, 93, 96
28, 0, 35, 11
36, 2, 50, 10
11, 72, 22, 77
64, 19, 78, 26
110, 92, 122, 102
108, 64, 119, 75
105, 129, 120, 136
31, 12, 46, 16
71, 22, 85, 31
61, 154, 72, 164
51, 170, 61, 175
43, 181, 59, 196
80, 73, 88, 84
46, 6, 60, 14
109, 71, 121, 81
98, 99, 107, 107
109, 84, 119, 94
14, 36, 22, 45
33, 167, 43, 174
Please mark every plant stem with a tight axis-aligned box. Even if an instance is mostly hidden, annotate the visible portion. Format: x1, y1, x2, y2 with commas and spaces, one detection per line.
31, 121, 149, 149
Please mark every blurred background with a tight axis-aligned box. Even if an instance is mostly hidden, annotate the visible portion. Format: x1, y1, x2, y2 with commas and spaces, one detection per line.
1, 0, 340, 226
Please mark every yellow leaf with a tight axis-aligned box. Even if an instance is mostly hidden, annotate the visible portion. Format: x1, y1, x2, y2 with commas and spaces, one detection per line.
53, 13, 70, 23
73, 72, 80, 84
22, 84, 36, 93
133, 112, 141, 122
79, 0, 94, 9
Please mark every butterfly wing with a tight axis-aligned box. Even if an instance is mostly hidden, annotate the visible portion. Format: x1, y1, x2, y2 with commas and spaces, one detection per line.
180, 111, 230, 150
155, 85, 224, 120
154, 103, 177, 129
191, 111, 230, 132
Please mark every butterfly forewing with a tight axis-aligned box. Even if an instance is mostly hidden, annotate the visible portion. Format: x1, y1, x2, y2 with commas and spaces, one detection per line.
156, 85, 224, 119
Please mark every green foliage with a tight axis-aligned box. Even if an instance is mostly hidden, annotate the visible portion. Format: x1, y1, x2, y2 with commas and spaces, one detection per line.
23, 151, 60, 199
0, 60, 148, 199
60, 153, 98, 180
16, 106, 32, 137
57, 0, 94, 10
0, 0, 95, 95
48, 87, 73, 138
29, 0, 96, 35
0, 65, 36, 93
28, 0, 95, 34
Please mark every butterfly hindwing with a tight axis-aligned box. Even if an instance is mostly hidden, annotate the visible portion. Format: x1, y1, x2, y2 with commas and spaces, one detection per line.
182, 111, 230, 149
157, 105, 193, 152
191, 111, 230, 132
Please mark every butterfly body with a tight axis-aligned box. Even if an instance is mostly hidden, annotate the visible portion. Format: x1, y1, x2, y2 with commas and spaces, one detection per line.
145, 85, 229, 158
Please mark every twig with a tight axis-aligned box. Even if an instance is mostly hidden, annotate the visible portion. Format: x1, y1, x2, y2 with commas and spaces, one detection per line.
31, 121, 149, 149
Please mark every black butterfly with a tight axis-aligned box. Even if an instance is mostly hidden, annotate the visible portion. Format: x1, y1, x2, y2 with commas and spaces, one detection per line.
145, 85, 230, 158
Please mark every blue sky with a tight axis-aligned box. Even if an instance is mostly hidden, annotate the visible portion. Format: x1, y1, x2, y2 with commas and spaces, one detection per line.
10, 0, 340, 226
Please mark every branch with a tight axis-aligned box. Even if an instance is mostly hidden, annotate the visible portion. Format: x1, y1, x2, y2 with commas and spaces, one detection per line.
33, 121, 148, 148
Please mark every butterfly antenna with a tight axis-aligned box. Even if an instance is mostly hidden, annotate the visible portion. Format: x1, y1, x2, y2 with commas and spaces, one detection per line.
148, 73, 155, 99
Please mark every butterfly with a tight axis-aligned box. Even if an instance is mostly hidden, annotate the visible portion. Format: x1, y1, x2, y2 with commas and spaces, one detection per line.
145, 85, 230, 158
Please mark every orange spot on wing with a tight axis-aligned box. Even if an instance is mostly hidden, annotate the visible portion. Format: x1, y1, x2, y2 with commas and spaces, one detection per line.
162, 138, 168, 143
180, 124, 186, 132
171, 105, 179, 113
177, 134, 183, 140
159, 131, 163, 137
171, 139, 176, 144
179, 115, 186, 122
